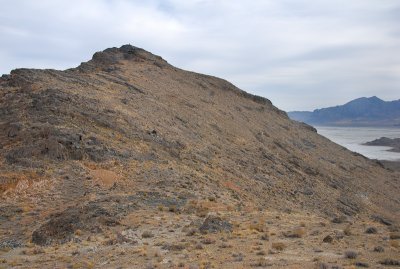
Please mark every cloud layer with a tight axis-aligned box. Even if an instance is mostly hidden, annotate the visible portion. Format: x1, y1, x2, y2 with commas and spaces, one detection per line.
1, 0, 399, 110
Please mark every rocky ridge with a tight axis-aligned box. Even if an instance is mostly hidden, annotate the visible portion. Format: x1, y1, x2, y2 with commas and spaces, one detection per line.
0, 45, 399, 268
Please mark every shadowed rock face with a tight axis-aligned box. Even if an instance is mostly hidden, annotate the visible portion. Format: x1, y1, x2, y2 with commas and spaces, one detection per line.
0, 45, 399, 254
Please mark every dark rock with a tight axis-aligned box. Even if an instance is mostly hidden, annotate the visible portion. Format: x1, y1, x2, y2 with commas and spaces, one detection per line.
371, 215, 393, 226
322, 235, 333, 243
337, 196, 360, 216
32, 204, 119, 246
32, 213, 79, 246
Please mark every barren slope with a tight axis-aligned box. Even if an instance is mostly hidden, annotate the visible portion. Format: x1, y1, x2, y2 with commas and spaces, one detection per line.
0, 45, 399, 268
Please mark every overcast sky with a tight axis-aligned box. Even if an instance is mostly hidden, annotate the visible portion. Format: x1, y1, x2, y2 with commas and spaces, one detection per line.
1, 0, 399, 111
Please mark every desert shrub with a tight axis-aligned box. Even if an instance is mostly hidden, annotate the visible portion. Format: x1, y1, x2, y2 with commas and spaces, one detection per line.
162, 243, 186, 251
208, 196, 216, 202
365, 227, 377, 234
186, 228, 196, 236
249, 219, 267, 232
168, 205, 178, 213
232, 252, 244, 262
201, 237, 215, 245
141, 231, 154, 238
318, 263, 329, 269
194, 243, 203, 250
388, 224, 400, 232
250, 258, 268, 267
390, 240, 399, 248
343, 226, 352, 236
373, 246, 384, 252
355, 262, 369, 268
256, 250, 266, 256
380, 259, 400, 266
218, 243, 232, 249
185, 200, 209, 217
344, 250, 357, 259
32, 247, 45, 255
332, 216, 347, 224
283, 227, 305, 238
260, 233, 269, 241
389, 232, 400, 239
199, 215, 232, 234
271, 242, 286, 251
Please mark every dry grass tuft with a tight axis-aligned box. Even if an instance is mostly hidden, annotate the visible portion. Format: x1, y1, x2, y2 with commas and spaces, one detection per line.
283, 227, 305, 238
271, 242, 286, 251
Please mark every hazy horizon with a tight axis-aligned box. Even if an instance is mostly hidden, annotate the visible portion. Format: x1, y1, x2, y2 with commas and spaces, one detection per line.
1, 0, 399, 111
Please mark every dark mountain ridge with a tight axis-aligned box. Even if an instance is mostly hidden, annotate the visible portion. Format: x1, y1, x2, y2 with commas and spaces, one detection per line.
288, 96, 400, 127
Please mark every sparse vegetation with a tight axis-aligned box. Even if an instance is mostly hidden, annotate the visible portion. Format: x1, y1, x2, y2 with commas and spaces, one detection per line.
271, 242, 286, 251
389, 232, 400, 239
318, 263, 329, 269
249, 219, 267, 232
141, 231, 154, 238
380, 259, 400, 266
390, 240, 399, 248
1, 44, 399, 269
355, 262, 369, 268
365, 227, 377, 234
260, 233, 269, 241
283, 227, 305, 238
201, 237, 216, 245
323, 235, 333, 243
344, 225, 352, 236
344, 250, 358, 259
250, 258, 269, 267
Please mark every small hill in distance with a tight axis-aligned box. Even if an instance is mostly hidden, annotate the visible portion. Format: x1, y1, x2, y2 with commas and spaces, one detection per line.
364, 137, 400, 153
288, 96, 400, 127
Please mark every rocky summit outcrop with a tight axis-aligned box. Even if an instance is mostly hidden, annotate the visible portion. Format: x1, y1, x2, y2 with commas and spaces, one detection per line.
0, 45, 399, 268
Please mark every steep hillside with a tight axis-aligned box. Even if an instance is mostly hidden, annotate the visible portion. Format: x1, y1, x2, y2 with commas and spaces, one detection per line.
0, 45, 399, 268
288, 96, 400, 127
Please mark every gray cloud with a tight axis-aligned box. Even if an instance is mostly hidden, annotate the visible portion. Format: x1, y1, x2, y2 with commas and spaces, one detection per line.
0, 0, 399, 111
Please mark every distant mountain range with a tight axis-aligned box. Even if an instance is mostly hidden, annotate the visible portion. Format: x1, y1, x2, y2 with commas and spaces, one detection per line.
288, 96, 400, 127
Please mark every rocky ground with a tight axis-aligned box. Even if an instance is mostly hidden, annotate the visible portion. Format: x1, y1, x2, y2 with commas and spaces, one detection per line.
1, 206, 400, 269
0, 45, 399, 268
